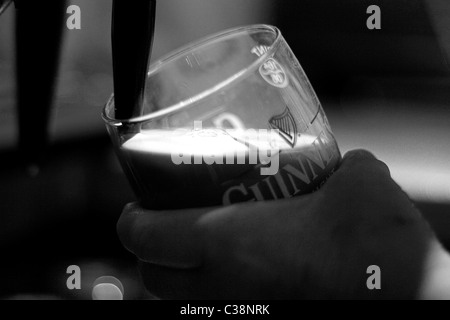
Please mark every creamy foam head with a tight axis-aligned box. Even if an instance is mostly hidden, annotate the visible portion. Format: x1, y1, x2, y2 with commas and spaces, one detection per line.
122, 128, 317, 155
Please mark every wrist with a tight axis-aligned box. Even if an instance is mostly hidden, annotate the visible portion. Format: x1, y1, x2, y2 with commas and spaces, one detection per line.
419, 240, 450, 300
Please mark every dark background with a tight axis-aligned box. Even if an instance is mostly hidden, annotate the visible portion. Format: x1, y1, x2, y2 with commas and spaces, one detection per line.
0, 0, 449, 299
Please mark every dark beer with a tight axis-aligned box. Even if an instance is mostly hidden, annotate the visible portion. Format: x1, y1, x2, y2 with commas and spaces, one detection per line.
119, 128, 341, 209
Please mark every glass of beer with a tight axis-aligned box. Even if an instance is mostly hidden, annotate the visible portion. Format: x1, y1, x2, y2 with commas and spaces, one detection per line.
103, 25, 341, 210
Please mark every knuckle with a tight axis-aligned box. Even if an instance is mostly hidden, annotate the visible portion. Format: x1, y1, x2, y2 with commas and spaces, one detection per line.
344, 149, 376, 161
122, 202, 140, 214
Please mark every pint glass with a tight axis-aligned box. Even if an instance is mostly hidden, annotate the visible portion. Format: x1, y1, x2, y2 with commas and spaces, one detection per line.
103, 25, 341, 209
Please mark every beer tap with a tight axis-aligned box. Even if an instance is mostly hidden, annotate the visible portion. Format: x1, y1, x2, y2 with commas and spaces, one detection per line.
112, 0, 156, 120
14, 0, 67, 173
0, 0, 156, 173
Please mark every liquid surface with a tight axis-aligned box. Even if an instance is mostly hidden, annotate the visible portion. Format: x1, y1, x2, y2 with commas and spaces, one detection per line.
120, 128, 340, 209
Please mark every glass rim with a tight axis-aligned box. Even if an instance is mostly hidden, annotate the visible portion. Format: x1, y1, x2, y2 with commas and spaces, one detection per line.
102, 24, 282, 126
0, 0, 12, 16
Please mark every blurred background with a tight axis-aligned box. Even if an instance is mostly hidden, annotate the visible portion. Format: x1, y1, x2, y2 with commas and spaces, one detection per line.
0, 0, 449, 299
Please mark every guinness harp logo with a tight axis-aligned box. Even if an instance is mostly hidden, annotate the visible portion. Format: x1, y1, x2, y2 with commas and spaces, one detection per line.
269, 107, 298, 148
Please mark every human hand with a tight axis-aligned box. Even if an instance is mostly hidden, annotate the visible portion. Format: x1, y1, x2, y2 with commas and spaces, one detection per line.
118, 150, 450, 299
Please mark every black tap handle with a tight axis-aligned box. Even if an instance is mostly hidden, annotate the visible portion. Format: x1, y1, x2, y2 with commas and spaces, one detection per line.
15, 0, 67, 169
112, 0, 157, 120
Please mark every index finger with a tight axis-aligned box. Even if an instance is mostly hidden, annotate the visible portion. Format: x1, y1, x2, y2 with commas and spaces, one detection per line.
117, 202, 214, 269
